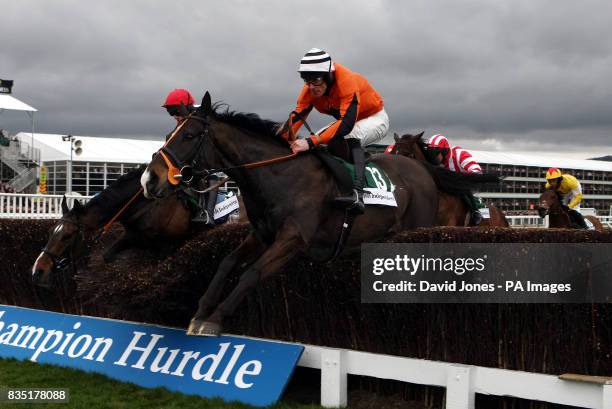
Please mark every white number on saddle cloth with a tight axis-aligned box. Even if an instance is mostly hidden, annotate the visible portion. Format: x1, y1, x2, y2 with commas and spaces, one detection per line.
366, 167, 387, 190
213, 195, 240, 220
480, 207, 491, 219
363, 188, 397, 207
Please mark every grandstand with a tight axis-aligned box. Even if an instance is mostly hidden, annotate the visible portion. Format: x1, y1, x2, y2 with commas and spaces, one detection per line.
2, 133, 611, 215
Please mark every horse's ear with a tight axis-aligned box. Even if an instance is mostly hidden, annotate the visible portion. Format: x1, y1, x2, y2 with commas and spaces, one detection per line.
416, 131, 425, 139
73, 199, 83, 213
394, 132, 400, 142
61, 195, 69, 215
177, 103, 189, 117
201, 91, 212, 114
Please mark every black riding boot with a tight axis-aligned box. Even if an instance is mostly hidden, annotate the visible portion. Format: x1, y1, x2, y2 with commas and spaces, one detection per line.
470, 210, 483, 226
204, 188, 218, 227
334, 139, 365, 214
570, 209, 588, 229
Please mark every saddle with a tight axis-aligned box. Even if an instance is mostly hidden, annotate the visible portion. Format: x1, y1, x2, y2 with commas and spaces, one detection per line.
311, 147, 354, 195
311, 147, 392, 194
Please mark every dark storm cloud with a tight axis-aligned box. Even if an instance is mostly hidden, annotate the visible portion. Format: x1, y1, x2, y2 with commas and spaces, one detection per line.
1, 0, 610, 153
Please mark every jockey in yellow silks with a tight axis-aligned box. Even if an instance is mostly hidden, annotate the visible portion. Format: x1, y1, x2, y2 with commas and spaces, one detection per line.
544, 167, 587, 228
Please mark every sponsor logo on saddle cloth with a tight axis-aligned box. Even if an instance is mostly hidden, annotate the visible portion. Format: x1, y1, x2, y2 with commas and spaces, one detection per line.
344, 162, 397, 207
585, 218, 595, 230
214, 194, 240, 220
474, 197, 491, 219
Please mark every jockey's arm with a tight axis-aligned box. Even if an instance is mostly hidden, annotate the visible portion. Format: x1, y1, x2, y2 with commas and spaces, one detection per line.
457, 148, 482, 173
310, 79, 360, 148
286, 87, 314, 140
568, 186, 583, 209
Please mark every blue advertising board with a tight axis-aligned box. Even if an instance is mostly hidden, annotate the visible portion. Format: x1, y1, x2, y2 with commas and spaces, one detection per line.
0, 305, 303, 407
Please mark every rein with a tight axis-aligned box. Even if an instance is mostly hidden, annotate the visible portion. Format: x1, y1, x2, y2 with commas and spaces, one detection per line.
158, 111, 303, 182
196, 111, 318, 175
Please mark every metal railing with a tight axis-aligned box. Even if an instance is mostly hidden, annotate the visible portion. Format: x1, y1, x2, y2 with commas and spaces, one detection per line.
0, 139, 40, 191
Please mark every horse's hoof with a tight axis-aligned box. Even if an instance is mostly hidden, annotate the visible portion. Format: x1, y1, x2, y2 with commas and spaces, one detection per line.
187, 319, 222, 337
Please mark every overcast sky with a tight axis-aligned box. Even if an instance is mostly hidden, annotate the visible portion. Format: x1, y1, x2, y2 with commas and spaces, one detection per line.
1, 0, 611, 158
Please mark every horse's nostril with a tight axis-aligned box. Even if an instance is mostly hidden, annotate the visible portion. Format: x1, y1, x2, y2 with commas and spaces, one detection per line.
146, 173, 159, 192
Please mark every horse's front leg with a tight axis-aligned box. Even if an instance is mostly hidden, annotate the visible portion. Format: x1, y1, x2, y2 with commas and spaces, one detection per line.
188, 232, 266, 335
190, 224, 303, 336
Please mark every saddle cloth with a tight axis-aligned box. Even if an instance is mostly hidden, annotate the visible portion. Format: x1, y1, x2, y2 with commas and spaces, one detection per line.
312, 148, 397, 207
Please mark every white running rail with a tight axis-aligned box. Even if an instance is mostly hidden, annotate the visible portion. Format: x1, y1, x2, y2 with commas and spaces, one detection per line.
0, 193, 91, 219
293, 343, 612, 408
1, 193, 611, 230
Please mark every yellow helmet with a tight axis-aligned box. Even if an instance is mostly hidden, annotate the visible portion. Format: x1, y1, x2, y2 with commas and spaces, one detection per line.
545, 167, 562, 180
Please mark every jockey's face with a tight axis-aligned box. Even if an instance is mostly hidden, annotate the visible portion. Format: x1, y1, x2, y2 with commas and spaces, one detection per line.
305, 78, 327, 98
166, 105, 187, 124
434, 152, 443, 165
549, 177, 561, 189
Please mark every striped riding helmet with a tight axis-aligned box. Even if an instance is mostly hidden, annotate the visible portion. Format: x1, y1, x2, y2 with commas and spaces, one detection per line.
298, 48, 335, 81
427, 134, 450, 150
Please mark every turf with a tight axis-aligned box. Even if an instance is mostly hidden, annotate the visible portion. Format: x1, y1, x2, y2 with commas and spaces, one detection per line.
0, 357, 321, 409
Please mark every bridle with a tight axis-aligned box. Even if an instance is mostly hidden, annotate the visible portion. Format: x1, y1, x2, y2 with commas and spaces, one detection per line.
42, 217, 85, 272
157, 113, 211, 186
539, 191, 572, 225
154, 111, 299, 187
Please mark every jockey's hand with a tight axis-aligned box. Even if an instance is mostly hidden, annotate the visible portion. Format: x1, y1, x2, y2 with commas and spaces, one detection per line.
290, 139, 310, 154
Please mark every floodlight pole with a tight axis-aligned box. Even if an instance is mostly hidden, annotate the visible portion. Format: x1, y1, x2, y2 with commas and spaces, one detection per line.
63, 134, 74, 194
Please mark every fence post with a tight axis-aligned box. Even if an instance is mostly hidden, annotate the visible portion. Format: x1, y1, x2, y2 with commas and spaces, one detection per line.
446, 365, 475, 409
320, 348, 347, 408
603, 383, 612, 409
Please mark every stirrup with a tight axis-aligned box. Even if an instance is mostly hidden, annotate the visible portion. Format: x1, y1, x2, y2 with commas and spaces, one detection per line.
192, 210, 215, 226
334, 189, 364, 214
470, 211, 483, 226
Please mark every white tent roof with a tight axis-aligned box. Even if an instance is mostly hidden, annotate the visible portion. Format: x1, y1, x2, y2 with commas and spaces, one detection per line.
14, 132, 612, 172
16, 132, 163, 164
0, 94, 37, 112
470, 150, 612, 172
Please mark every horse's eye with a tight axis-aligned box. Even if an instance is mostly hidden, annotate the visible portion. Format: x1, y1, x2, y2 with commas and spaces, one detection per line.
183, 132, 197, 139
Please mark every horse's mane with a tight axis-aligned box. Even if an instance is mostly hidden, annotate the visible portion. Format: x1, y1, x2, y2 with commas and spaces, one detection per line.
86, 164, 147, 211
206, 102, 287, 147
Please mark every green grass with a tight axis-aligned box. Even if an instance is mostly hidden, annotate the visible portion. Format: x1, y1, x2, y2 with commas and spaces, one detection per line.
0, 358, 321, 409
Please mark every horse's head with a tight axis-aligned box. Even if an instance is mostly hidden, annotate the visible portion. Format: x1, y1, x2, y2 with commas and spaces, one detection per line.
391, 131, 426, 161
32, 196, 86, 287
537, 188, 561, 218
142, 92, 214, 199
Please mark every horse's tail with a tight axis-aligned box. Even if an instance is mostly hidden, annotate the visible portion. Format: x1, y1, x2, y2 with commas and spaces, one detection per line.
422, 162, 501, 195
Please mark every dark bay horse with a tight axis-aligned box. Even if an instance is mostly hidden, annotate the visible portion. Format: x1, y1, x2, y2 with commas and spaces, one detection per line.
390, 132, 509, 227
141, 92, 499, 336
538, 189, 603, 231
32, 165, 195, 287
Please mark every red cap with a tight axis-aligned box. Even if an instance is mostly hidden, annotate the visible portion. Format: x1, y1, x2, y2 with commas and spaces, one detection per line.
162, 89, 195, 107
